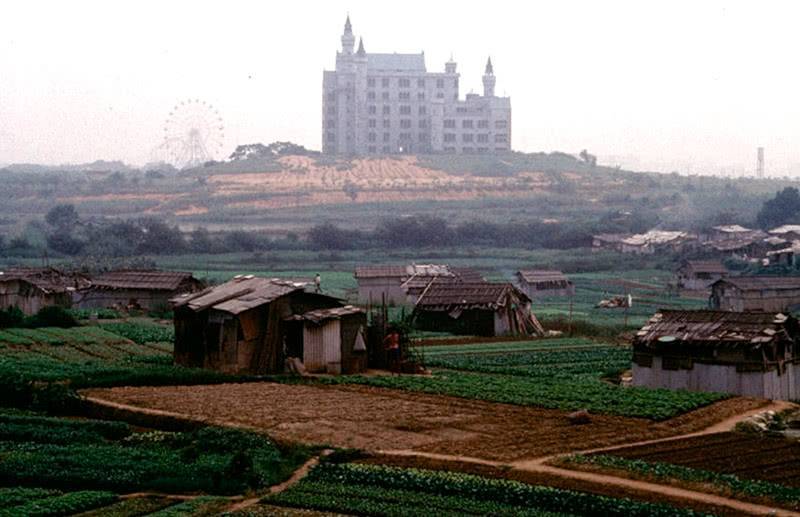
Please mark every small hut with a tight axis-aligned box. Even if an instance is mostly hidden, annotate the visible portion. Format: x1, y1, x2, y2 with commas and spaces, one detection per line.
632, 310, 800, 400
710, 277, 800, 313
675, 260, 728, 291
285, 306, 368, 374
0, 267, 90, 315
79, 270, 203, 311
354, 263, 484, 305
516, 270, 575, 298
412, 280, 544, 337
172, 276, 342, 374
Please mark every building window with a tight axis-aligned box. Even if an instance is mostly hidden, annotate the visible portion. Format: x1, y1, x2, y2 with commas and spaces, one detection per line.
495, 120, 508, 129
382, 105, 390, 115
368, 78, 375, 87
399, 105, 411, 115
367, 92, 376, 101
399, 132, 412, 141
382, 92, 390, 101
436, 78, 444, 88
418, 120, 427, 128
417, 92, 425, 101
327, 120, 336, 128
327, 106, 336, 115
368, 145, 376, 153
477, 147, 489, 153
443, 119, 455, 128
477, 133, 488, 143
382, 119, 390, 128
326, 91, 336, 101
444, 133, 456, 142
444, 146, 456, 152
418, 132, 428, 142
383, 132, 390, 142
326, 132, 336, 142
399, 92, 410, 100
456, 107, 467, 113
462, 134, 474, 143
368, 132, 376, 142
418, 106, 427, 116
436, 92, 444, 99
382, 145, 391, 152
368, 119, 376, 128
400, 119, 411, 129
382, 78, 390, 87
478, 119, 489, 128
417, 78, 425, 88
399, 78, 410, 88
368, 105, 376, 115
462, 147, 474, 153
462, 120, 473, 129
495, 134, 508, 143
454, 78, 459, 90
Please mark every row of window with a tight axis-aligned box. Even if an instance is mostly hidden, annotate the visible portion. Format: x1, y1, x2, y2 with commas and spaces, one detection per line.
443, 119, 508, 129
444, 133, 507, 143
367, 119, 428, 129
368, 91, 426, 101
368, 105, 427, 116
366, 77, 454, 89
367, 132, 429, 143
442, 147, 507, 153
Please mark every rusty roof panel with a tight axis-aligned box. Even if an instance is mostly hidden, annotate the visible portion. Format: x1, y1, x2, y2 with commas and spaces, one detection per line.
91, 270, 197, 291
354, 265, 409, 278
415, 281, 522, 309
517, 270, 570, 284
173, 276, 305, 315
0, 267, 91, 294
682, 260, 728, 274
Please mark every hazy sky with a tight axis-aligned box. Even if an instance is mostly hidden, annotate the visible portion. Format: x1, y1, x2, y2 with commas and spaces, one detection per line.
2, 1, 800, 175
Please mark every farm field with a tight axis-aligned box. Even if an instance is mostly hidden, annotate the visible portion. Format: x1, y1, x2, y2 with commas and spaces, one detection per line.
82, 381, 763, 463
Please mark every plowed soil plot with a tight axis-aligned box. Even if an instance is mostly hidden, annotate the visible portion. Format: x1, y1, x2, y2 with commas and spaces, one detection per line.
599, 431, 800, 486
83, 382, 763, 462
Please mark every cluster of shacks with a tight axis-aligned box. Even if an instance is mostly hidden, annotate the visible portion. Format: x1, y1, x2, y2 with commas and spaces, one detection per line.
172, 276, 368, 375
632, 310, 800, 400
0, 267, 202, 315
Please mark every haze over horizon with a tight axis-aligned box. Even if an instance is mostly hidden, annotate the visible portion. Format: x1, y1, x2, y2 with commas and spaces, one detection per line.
2, 0, 800, 176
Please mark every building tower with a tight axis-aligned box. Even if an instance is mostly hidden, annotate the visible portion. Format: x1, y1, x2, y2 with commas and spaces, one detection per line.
482, 57, 496, 97
445, 54, 457, 73
341, 15, 355, 55
757, 147, 765, 179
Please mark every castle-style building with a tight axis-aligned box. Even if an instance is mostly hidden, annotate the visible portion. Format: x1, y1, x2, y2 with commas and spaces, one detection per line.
322, 17, 511, 155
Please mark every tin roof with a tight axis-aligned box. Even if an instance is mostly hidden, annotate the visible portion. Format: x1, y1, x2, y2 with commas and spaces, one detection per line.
769, 225, 800, 235
354, 265, 409, 279
172, 276, 307, 315
712, 225, 754, 234
91, 270, 197, 291
287, 305, 365, 324
0, 267, 90, 294
622, 230, 688, 246
634, 310, 796, 348
681, 260, 728, 274
415, 281, 527, 310
517, 270, 570, 284
712, 276, 800, 291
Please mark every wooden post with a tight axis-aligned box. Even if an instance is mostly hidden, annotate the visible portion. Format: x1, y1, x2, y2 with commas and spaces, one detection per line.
568, 296, 574, 336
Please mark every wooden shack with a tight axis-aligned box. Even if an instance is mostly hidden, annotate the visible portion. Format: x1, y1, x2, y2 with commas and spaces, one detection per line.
354, 263, 484, 305
710, 277, 800, 312
412, 280, 544, 337
516, 270, 575, 298
676, 260, 728, 291
0, 267, 89, 315
172, 276, 342, 374
79, 270, 203, 311
285, 305, 368, 374
632, 310, 800, 400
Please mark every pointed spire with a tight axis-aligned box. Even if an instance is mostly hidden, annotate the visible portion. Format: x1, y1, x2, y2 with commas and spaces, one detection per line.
485, 57, 494, 75
356, 37, 365, 56
344, 14, 352, 33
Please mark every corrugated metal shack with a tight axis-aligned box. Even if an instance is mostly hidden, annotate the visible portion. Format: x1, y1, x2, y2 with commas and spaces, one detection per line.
632, 310, 800, 400
0, 267, 90, 315
591, 233, 630, 253
710, 277, 800, 312
285, 305, 368, 374
354, 263, 484, 305
516, 270, 575, 298
412, 280, 544, 337
78, 270, 203, 311
172, 276, 343, 374
676, 260, 728, 291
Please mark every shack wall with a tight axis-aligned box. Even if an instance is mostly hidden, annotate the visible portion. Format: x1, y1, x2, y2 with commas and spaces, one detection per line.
303, 324, 325, 372
357, 277, 407, 305
0, 280, 70, 315
632, 356, 799, 400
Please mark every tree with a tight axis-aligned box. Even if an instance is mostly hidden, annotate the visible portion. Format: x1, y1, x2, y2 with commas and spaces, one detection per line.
45, 204, 79, 229
756, 187, 800, 229
579, 149, 597, 167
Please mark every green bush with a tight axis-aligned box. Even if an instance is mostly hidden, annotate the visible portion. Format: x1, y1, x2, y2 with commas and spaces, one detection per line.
26, 306, 79, 329
0, 306, 25, 328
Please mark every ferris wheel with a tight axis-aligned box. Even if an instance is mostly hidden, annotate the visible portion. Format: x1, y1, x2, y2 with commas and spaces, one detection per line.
161, 99, 225, 169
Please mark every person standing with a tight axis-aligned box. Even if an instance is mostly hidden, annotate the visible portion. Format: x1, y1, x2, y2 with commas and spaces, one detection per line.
383, 328, 401, 373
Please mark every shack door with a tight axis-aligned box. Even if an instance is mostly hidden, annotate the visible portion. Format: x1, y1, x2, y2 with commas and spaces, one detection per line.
323, 319, 342, 374
303, 324, 325, 373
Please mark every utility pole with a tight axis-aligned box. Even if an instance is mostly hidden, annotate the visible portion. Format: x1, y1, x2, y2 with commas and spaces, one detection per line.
757, 147, 765, 179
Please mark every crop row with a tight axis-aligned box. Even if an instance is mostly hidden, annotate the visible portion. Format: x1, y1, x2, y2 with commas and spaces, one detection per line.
98, 321, 175, 345
568, 454, 800, 507
420, 337, 600, 356
328, 370, 725, 420
0, 489, 117, 517
266, 463, 706, 517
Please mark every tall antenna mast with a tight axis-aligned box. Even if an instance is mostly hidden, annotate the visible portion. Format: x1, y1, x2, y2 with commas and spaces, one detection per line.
757, 147, 765, 179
